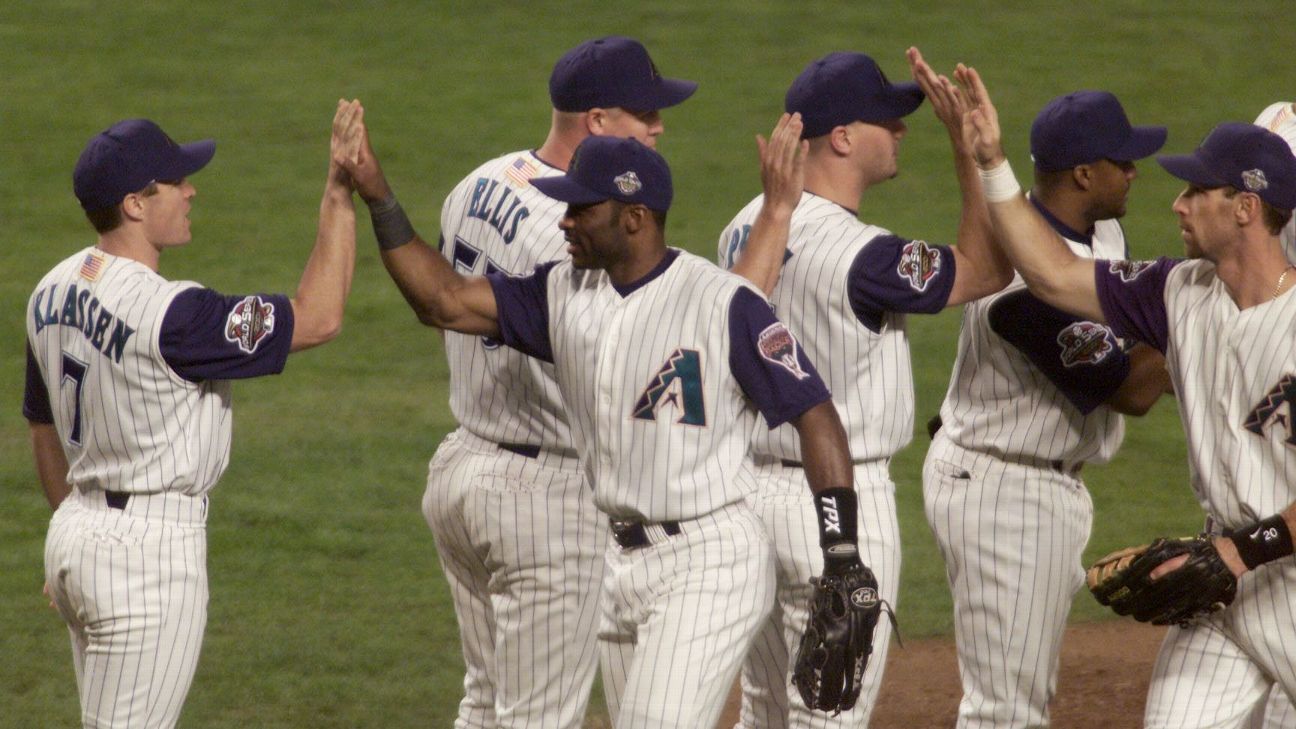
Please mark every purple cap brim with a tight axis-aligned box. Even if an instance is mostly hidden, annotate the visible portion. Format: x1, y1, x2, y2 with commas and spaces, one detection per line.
532, 175, 610, 205
640, 78, 698, 111
1156, 152, 1228, 188
1109, 126, 1168, 162
865, 81, 925, 121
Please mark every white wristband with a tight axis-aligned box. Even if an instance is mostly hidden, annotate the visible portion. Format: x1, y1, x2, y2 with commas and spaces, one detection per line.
978, 159, 1021, 203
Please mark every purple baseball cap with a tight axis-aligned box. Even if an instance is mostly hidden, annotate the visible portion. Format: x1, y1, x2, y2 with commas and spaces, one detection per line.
1030, 91, 1167, 172
1157, 122, 1296, 210
73, 119, 215, 211
784, 52, 925, 139
532, 135, 672, 211
549, 36, 698, 113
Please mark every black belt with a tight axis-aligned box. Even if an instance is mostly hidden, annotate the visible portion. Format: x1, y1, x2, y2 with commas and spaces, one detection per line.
610, 519, 681, 550
780, 459, 803, 468
498, 442, 542, 458
105, 491, 130, 510
1050, 460, 1083, 476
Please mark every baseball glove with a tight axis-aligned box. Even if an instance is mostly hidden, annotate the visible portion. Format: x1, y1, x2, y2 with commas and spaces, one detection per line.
1086, 535, 1237, 627
792, 562, 883, 714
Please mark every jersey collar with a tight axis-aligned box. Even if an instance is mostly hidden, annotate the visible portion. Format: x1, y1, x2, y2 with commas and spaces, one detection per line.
611, 248, 680, 298
1029, 194, 1094, 248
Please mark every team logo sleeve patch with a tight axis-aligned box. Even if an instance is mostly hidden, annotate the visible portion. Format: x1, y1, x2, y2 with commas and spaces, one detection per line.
224, 295, 276, 354
1109, 259, 1155, 282
758, 322, 811, 380
896, 240, 941, 291
1056, 321, 1115, 367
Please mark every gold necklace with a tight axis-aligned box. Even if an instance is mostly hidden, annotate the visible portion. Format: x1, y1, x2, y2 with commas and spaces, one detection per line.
1274, 266, 1295, 301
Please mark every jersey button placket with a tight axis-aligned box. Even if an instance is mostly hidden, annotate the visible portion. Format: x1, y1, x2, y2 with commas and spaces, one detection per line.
594, 294, 625, 491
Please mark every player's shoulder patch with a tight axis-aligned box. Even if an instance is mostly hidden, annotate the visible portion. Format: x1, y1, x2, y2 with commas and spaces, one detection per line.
1056, 321, 1115, 367
896, 239, 941, 291
1108, 259, 1155, 282
757, 322, 810, 380
503, 155, 539, 189
79, 250, 106, 282
225, 295, 276, 354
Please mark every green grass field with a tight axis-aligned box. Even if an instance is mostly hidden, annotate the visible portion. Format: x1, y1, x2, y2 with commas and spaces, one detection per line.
2, 2, 1292, 725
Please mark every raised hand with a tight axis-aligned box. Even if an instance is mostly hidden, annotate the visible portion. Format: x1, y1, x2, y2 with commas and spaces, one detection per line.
758, 112, 808, 216
953, 63, 1006, 168
907, 47, 965, 143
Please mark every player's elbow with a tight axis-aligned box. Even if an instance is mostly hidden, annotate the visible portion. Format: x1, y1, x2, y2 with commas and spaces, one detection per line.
288, 302, 345, 351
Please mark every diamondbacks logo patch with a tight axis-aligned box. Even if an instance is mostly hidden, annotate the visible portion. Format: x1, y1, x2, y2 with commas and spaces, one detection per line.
1057, 321, 1114, 367
633, 349, 706, 425
1109, 260, 1154, 282
225, 296, 276, 354
897, 240, 941, 291
1245, 373, 1296, 447
758, 323, 810, 380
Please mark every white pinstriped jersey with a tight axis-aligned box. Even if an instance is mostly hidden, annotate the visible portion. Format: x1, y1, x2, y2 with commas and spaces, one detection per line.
439, 150, 573, 450
1254, 102, 1296, 263
1097, 258, 1296, 528
718, 192, 916, 462
26, 248, 234, 496
491, 250, 829, 521
939, 214, 1127, 464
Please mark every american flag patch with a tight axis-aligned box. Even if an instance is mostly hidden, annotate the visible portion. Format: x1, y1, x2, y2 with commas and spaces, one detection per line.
504, 156, 538, 188
79, 251, 104, 281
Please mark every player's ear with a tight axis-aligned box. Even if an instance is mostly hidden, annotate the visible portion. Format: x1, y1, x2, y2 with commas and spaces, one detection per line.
622, 203, 647, 234
1072, 164, 1094, 192
585, 108, 609, 135
120, 193, 147, 223
1233, 191, 1260, 228
828, 125, 852, 156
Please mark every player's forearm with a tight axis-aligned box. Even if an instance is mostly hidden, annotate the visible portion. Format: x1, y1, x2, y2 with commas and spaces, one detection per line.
946, 145, 1012, 305
1106, 343, 1170, 416
730, 204, 793, 296
30, 422, 71, 509
791, 400, 854, 496
980, 161, 1105, 321
290, 181, 357, 351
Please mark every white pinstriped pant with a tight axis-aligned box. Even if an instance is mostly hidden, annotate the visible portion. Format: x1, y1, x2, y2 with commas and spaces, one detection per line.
422, 429, 607, 729
924, 435, 1092, 729
599, 500, 775, 728
1146, 559, 1296, 729
731, 459, 900, 729
44, 487, 209, 729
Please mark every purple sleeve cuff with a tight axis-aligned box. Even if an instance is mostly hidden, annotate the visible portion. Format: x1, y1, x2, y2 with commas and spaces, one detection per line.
488, 262, 556, 363
988, 289, 1131, 414
1094, 258, 1179, 353
160, 288, 295, 382
727, 288, 832, 427
23, 342, 53, 423
847, 235, 957, 330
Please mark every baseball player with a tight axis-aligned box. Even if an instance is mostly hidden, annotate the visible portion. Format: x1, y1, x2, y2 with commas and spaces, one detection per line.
717, 48, 1012, 727
955, 62, 1296, 729
348, 123, 870, 728
923, 89, 1172, 729
393, 36, 696, 728
25, 103, 363, 728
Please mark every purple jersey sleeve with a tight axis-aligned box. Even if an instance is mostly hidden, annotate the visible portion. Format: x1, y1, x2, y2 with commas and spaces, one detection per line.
1094, 257, 1182, 353
988, 289, 1131, 414
23, 342, 53, 423
159, 288, 295, 382
847, 234, 957, 331
728, 287, 832, 427
488, 261, 556, 363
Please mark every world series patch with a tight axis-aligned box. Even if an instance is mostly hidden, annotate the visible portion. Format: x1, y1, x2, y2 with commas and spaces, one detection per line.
758, 322, 810, 380
1057, 321, 1114, 367
225, 296, 276, 354
897, 240, 940, 291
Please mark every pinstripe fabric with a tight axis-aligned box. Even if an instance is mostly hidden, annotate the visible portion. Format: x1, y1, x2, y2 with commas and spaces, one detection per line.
430, 149, 601, 726
439, 151, 574, 450
921, 215, 1128, 728
27, 248, 229, 497
545, 252, 763, 521
422, 430, 605, 729
719, 192, 908, 728
924, 436, 1092, 729
734, 461, 899, 729
1103, 258, 1296, 726
599, 502, 775, 728
45, 489, 208, 729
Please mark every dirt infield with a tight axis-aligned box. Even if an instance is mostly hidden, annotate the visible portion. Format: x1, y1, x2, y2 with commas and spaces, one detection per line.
716, 620, 1166, 728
